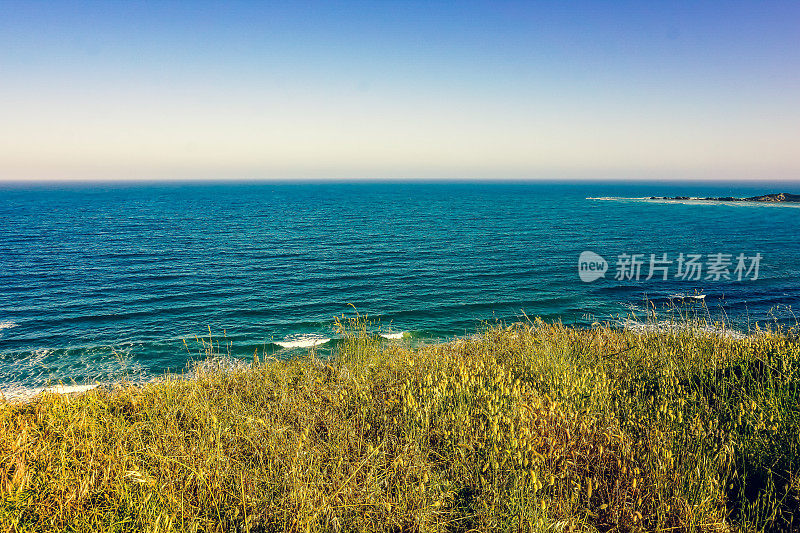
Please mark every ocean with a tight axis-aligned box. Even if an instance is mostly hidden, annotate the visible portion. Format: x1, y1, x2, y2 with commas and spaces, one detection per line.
1, 181, 799, 398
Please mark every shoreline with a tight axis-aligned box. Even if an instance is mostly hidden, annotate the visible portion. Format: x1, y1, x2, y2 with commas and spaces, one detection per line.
1, 316, 777, 404
647, 192, 800, 203
589, 193, 800, 207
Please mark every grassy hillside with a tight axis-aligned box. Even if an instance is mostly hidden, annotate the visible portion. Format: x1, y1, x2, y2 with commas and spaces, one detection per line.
1, 317, 799, 532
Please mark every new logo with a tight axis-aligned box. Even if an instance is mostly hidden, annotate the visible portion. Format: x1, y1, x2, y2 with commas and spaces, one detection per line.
578, 251, 608, 282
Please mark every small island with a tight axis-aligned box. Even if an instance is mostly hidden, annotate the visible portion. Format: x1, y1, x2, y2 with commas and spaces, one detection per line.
649, 192, 800, 202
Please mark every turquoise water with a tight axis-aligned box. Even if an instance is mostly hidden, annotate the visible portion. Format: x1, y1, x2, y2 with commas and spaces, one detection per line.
1, 181, 799, 396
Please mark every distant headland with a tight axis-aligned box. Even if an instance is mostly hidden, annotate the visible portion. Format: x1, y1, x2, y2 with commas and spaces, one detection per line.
648, 192, 800, 203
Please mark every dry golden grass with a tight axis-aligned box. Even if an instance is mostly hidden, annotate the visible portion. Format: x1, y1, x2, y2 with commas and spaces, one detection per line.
1, 316, 798, 532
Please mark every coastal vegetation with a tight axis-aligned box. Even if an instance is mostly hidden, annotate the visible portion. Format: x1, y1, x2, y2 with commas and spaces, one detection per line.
1, 316, 798, 532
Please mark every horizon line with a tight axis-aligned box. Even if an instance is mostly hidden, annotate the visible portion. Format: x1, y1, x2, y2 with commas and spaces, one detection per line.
2, 176, 800, 188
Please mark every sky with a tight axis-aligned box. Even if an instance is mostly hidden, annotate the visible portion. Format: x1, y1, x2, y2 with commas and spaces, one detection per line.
0, 1, 798, 182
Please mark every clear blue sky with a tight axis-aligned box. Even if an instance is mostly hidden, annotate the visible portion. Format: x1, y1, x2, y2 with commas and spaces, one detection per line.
1, 1, 798, 181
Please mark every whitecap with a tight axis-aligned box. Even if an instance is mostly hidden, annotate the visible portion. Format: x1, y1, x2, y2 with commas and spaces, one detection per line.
380, 332, 407, 340
0, 321, 18, 331
668, 293, 706, 300
275, 334, 331, 349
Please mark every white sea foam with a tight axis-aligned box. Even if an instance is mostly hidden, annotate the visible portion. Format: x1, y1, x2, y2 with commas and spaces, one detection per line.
0, 321, 18, 331
1, 382, 99, 402
275, 334, 331, 349
189, 356, 251, 375
621, 319, 747, 340
380, 332, 407, 340
1, 386, 41, 401
44, 383, 99, 395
